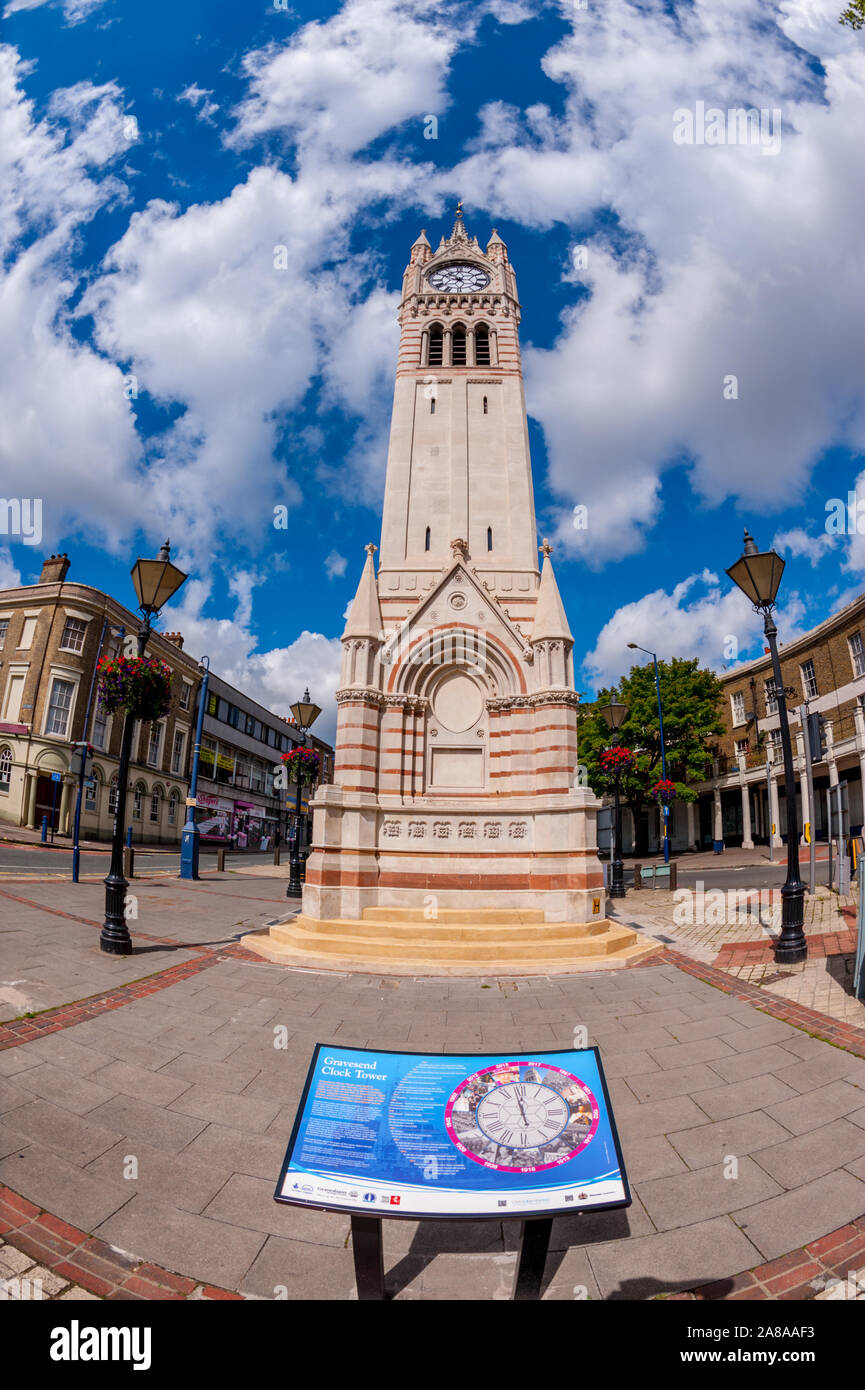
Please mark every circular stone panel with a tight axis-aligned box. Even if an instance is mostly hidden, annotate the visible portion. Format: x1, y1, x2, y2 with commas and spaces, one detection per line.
432, 673, 484, 732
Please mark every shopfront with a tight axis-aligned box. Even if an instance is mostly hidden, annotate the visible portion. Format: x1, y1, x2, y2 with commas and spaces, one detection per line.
194, 792, 234, 844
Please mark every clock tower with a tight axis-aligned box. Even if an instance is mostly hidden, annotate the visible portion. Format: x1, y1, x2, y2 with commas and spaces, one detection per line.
245, 209, 662, 972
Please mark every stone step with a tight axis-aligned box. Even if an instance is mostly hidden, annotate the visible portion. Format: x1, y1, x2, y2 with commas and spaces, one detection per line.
361, 907, 546, 925
272, 915, 610, 944
242, 929, 661, 977
266, 916, 640, 961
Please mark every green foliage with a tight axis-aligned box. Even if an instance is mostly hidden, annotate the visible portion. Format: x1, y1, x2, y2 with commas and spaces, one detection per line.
840, 0, 865, 29
578, 658, 725, 819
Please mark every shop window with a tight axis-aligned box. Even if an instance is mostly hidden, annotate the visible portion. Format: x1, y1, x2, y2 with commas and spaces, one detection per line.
108, 776, 119, 816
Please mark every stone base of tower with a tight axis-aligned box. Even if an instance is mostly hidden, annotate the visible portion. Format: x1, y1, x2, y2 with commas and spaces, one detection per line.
298, 783, 606, 925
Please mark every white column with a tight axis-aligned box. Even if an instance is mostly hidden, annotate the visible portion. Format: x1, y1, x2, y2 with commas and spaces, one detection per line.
740, 778, 753, 849
713, 787, 723, 848
59, 779, 72, 836
443, 328, 452, 366
467, 328, 475, 366
686, 800, 696, 850
769, 767, 783, 848
796, 731, 810, 846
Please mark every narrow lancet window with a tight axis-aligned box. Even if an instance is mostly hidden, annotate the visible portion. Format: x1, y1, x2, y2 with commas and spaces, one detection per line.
425, 526, 431, 552
487, 526, 493, 551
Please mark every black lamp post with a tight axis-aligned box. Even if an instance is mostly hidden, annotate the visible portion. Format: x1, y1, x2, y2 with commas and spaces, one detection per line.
286, 688, 321, 899
726, 529, 806, 965
101, 541, 187, 955
599, 694, 629, 899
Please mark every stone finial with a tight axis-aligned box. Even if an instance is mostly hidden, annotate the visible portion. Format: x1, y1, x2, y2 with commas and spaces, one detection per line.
540, 538, 553, 558
365, 542, 378, 556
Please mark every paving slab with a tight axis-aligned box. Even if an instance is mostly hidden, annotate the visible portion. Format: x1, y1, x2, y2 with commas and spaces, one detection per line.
764, 1080, 865, 1136
636, 1157, 784, 1231
84, 1138, 233, 1215
733, 1170, 865, 1261
86, 1094, 208, 1155
666, 1112, 791, 1170
750, 1118, 865, 1188
691, 1074, 801, 1122
95, 1192, 267, 1290
587, 1217, 763, 1300
0, 1144, 132, 1231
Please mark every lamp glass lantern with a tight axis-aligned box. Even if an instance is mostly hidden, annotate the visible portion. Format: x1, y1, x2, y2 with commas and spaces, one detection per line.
130, 541, 188, 618
725, 531, 785, 610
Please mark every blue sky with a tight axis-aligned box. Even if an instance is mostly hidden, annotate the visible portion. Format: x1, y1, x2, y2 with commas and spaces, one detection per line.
2, 0, 864, 740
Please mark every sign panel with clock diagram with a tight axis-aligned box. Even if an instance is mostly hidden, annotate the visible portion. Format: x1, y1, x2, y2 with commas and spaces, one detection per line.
275, 1046, 629, 1219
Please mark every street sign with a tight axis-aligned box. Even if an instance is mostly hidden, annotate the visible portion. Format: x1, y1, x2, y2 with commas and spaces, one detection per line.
50, 772, 62, 783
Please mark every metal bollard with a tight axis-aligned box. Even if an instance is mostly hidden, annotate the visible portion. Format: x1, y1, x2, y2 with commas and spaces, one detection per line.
273, 846, 281, 866
633, 863, 641, 890
217, 848, 226, 872
123, 846, 134, 879
669, 862, 677, 891
41, 815, 48, 844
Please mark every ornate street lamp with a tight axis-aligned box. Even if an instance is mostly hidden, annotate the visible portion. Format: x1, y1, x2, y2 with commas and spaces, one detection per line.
101, 541, 187, 954
286, 688, 321, 899
599, 694, 629, 899
627, 642, 670, 864
727, 529, 806, 964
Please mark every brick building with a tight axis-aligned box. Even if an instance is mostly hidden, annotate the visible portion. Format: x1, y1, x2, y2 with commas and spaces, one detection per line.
0, 554, 201, 843
0, 554, 335, 848
695, 591, 865, 849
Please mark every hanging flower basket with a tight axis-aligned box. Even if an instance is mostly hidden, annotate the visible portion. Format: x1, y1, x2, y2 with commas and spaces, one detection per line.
650, 778, 677, 805
96, 655, 172, 721
280, 746, 321, 786
599, 745, 635, 774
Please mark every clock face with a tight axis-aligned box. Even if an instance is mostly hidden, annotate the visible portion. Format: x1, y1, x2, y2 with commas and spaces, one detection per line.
444, 1062, 599, 1173
427, 262, 491, 292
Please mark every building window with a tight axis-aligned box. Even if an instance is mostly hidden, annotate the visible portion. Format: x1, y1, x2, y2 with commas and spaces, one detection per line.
150, 790, 160, 823
168, 790, 179, 825
18, 617, 37, 650
768, 728, 783, 754
424, 526, 431, 552
734, 738, 749, 761
475, 328, 490, 366
428, 327, 443, 366
45, 678, 75, 737
179, 681, 192, 710
482, 395, 488, 414
430, 396, 436, 415
2, 672, 27, 724
91, 698, 109, 750
147, 722, 163, 767
764, 679, 778, 715
84, 777, 98, 813
0, 619, 8, 650
59, 617, 87, 654
0, 746, 10, 791
108, 776, 119, 816
487, 526, 493, 551
133, 785, 144, 819
801, 659, 818, 699
730, 691, 746, 725
207, 692, 218, 716
850, 632, 865, 678
451, 327, 466, 365
171, 729, 186, 775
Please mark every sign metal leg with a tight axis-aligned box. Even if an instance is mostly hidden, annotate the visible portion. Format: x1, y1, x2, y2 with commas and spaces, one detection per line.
512, 1217, 553, 1300
351, 1215, 386, 1300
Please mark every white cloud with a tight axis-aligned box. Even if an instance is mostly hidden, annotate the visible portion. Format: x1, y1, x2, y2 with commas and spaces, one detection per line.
445, 0, 865, 562
3, 0, 105, 21
0, 47, 143, 551
580, 568, 809, 690
169, 573, 343, 744
324, 551, 348, 579
772, 525, 837, 567
229, 0, 463, 155
0, 548, 21, 589
177, 84, 219, 123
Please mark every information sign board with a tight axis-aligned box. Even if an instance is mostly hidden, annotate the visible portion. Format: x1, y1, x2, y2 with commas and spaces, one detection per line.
275, 1045, 629, 1220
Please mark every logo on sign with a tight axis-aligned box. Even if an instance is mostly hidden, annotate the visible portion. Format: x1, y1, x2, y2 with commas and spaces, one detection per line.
389, 1195, 401, 1206
362, 1192, 377, 1203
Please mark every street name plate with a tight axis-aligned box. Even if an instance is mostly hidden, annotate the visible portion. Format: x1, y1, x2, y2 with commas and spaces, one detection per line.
275, 1045, 630, 1219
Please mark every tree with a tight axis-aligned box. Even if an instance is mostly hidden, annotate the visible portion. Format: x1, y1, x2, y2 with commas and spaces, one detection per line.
840, 1, 864, 29
578, 658, 724, 855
